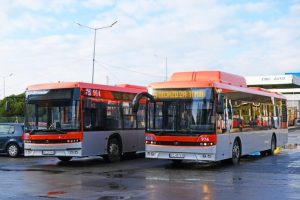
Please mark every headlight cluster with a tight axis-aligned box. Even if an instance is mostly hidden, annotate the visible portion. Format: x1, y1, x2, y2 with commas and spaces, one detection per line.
67, 139, 80, 143
145, 135, 156, 145
199, 142, 214, 146
146, 140, 156, 144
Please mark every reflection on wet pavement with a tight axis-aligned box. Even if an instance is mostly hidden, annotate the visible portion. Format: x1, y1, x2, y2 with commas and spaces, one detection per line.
0, 130, 299, 199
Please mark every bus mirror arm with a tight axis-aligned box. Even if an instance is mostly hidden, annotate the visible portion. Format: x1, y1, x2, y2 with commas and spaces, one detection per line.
132, 92, 154, 113
217, 94, 224, 114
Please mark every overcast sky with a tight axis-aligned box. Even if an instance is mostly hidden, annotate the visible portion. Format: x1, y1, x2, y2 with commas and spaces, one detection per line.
0, 0, 300, 97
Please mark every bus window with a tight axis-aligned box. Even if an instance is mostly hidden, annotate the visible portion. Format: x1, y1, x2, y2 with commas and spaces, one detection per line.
83, 97, 106, 131
106, 102, 122, 130
137, 104, 146, 129
123, 102, 137, 129
232, 101, 244, 132
147, 102, 163, 130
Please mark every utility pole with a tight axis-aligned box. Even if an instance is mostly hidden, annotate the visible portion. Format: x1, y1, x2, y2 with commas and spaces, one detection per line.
2, 73, 13, 99
76, 21, 117, 83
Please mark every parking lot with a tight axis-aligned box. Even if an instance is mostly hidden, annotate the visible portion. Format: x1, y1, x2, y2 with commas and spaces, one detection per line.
0, 128, 299, 200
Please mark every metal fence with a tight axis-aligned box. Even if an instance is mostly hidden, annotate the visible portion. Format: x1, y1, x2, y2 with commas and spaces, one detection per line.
0, 117, 24, 123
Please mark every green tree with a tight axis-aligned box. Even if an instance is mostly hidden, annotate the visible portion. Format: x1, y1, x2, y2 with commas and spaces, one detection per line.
0, 93, 25, 118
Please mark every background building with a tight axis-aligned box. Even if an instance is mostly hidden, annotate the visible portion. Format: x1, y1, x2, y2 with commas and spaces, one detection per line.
245, 73, 300, 126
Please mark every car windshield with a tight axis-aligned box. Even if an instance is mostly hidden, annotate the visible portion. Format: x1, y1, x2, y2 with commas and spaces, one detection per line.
147, 88, 215, 134
25, 88, 80, 133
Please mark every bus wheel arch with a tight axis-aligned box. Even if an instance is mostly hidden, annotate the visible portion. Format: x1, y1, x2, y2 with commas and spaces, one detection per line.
104, 133, 122, 163
231, 137, 242, 165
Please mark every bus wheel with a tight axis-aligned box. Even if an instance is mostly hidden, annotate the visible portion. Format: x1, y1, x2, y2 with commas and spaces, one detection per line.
7, 143, 19, 157
57, 157, 72, 162
104, 138, 121, 163
231, 139, 241, 165
268, 135, 276, 155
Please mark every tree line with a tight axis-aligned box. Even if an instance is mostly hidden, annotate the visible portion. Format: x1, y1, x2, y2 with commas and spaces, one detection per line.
0, 93, 25, 122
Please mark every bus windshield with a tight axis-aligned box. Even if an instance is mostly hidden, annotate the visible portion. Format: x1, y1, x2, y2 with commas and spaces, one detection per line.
25, 88, 81, 133
147, 88, 215, 134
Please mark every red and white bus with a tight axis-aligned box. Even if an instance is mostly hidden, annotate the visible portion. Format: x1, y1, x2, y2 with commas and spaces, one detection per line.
24, 82, 146, 162
133, 71, 288, 164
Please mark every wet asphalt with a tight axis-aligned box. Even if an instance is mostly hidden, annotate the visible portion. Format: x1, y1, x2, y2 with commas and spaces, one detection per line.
0, 129, 300, 200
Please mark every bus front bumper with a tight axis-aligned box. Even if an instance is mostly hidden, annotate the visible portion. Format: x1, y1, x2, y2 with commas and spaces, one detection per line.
145, 144, 217, 161
24, 142, 82, 157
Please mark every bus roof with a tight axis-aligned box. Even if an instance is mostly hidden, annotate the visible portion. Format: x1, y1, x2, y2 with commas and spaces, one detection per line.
150, 71, 247, 88
149, 71, 286, 100
26, 82, 146, 94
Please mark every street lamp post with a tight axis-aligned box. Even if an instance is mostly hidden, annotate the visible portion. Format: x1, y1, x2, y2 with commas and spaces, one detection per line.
154, 54, 168, 81
76, 21, 118, 83
2, 73, 13, 99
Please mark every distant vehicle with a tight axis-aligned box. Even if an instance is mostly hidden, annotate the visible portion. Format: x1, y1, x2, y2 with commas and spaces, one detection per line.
0, 123, 24, 157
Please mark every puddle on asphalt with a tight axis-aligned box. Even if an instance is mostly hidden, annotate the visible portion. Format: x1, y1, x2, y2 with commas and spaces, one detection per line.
108, 182, 127, 190
98, 196, 130, 200
0, 168, 65, 174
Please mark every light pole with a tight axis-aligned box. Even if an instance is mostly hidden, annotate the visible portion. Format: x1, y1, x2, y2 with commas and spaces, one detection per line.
76, 21, 118, 83
154, 54, 168, 81
2, 73, 13, 99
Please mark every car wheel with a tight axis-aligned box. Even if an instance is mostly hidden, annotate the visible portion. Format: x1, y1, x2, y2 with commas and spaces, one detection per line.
7, 143, 19, 157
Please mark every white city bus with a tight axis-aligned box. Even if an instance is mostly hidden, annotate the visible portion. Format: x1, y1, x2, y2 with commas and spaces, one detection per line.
133, 71, 288, 164
24, 82, 146, 162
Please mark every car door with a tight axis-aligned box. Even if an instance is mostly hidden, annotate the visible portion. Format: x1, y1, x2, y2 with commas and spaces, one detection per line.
0, 124, 13, 151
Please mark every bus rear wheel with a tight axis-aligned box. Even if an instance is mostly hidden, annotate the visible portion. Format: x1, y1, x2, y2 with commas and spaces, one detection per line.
57, 157, 72, 162
268, 135, 276, 155
231, 139, 241, 165
103, 138, 121, 163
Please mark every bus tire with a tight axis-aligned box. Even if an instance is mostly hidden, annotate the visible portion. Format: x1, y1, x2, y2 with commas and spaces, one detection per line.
103, 138, 121, 163
268, 134, 276, 155
231, 138, 241, 165
57, 157, 72, 162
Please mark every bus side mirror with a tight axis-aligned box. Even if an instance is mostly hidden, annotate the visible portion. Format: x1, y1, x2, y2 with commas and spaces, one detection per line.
5, 100, 10, 112
217, 94, 224, 114
132, 92, 153, 113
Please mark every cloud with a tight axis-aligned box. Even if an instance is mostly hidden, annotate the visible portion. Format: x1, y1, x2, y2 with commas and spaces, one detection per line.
1, 0, 300, 97
82, 0, 114, 9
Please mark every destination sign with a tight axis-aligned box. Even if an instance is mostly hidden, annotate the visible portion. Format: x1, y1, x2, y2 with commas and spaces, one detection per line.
151, 89, 206, 99
82, 88, 101, 97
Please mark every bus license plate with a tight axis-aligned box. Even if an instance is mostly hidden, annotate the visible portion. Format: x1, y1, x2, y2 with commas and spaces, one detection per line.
169, 153, 185, 158
42, 150, 55, 155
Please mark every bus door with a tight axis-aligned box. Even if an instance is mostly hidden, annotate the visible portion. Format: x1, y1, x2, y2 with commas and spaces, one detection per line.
216, 97, 233, 159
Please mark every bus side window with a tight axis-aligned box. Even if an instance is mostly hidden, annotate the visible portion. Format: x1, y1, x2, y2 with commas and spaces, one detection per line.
83, 98, 107, 131
122, 102, 137, 129
232, 100, 243, 132
137, 104, 146, 129
106, 102, 122, 130
83, 98, 92, 130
